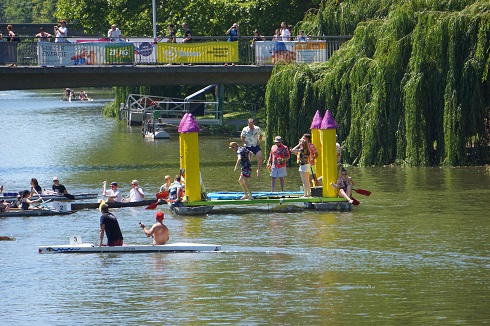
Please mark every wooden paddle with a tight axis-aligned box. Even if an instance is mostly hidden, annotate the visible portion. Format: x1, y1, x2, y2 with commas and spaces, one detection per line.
353, 189, 371, 196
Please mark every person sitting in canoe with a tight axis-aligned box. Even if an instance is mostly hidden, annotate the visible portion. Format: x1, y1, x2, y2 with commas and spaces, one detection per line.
51, 176, 68, 194
140, 211, 169, 245
19, 190, 43, 210
126, 179, 144, 202
99, 204, 123, 246
330, 167, 355, 204
102, 181, 123, 202
168, 176, 183, 203
30, 178, 42, 195
0, 200, 11, 212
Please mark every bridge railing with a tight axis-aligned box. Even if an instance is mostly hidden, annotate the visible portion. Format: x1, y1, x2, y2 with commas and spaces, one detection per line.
1, 35, 351, 66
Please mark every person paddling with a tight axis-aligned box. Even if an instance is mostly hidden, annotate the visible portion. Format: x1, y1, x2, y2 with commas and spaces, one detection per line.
140, 211, 169, 245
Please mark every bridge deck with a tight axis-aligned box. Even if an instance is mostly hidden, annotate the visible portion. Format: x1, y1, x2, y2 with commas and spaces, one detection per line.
0, 65, 273, 90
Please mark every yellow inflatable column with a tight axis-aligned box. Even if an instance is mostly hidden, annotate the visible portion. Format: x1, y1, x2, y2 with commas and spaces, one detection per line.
178, 113, 189, 170
310, 110, 323, 181
178, 113, 201, 202
320, 110, 338, 198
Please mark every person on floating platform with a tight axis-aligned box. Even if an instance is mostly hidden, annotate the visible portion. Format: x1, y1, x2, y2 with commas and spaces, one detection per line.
140, 211, 169, 245
126, 179, 144, 202
99, 204, 123, 246
102, 181, 123, 202
241, 118, 264, 178
330, 167, 355, 204
302, 133, 319, 186
267, 136, 290, 192
291, 138, 311, 197
229, 141, 253, 200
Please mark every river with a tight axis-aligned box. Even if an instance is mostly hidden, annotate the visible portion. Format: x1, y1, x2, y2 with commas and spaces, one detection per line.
1, 90, 489, 324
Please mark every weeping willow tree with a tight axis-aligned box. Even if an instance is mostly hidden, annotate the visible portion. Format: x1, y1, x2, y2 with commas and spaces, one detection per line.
266, 0, 490, 166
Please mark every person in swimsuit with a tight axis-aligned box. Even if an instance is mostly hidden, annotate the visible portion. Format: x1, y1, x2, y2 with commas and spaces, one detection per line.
330, 167, 355, 203
229, 141, 253, 200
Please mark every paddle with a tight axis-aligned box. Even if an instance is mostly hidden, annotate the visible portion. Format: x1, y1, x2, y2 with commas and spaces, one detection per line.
351, 197, 360, 206
156, 190, 168, 199
146, 191, 169, 210
353, 189, 371, 196
32, 188, 51, 211
63, 193, 76, 200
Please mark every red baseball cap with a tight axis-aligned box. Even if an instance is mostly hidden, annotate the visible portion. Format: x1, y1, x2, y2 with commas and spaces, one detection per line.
155, 211, 164, 221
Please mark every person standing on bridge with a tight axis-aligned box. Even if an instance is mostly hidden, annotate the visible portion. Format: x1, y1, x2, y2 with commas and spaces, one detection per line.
54, 20, 68, 43
107, 24, 125, 42
241, 118, 264, 178
182, 22, 192, 43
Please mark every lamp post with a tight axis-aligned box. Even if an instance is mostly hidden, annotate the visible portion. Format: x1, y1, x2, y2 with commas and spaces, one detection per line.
152, 0, 157, 40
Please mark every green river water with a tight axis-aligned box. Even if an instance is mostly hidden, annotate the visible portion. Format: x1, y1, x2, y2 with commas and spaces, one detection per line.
0, 90, 489, 324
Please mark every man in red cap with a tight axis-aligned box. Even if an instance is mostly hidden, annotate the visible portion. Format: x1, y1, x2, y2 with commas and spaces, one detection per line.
140, 211, 169, 245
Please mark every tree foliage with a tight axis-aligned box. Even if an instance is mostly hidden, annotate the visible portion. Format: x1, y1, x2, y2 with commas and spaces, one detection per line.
266, 0, 490, 166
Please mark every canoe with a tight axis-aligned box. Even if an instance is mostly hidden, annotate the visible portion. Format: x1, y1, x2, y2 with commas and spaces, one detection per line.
170, 205, 213, 216
0, 209, 73, 217
39, 242, 221, 254
0, 193, 98, 202
71, 199, 158, 210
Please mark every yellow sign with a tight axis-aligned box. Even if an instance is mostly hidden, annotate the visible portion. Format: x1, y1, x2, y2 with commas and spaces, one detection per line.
156, 42, 238, 63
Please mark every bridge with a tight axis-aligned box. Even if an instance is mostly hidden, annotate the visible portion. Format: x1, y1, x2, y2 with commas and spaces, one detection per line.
0, 65, 273, 90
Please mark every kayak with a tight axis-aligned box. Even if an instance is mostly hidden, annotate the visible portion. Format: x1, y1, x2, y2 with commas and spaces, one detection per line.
0, 193, 98, 202
206, 191, 303, 200
39, 242, 221, 254
71, 199, 158, 210
0, 209, 73, 217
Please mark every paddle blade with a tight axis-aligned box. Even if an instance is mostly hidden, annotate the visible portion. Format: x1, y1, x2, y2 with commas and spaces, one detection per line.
156, 190, 168, 199
351, 197, 360, 206
145, 201, 158, 210
354, 189, 371, 196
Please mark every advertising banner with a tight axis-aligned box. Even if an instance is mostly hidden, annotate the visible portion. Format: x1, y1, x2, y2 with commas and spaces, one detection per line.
37, 42, 134, 66
255, 41, 327, 65
156, 41, 238, 64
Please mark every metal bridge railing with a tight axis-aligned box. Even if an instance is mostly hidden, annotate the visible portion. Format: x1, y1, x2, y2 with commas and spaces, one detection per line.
1, 35, 351, 66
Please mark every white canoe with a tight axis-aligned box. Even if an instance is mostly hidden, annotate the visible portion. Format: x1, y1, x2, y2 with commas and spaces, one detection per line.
39, 242, 221, 254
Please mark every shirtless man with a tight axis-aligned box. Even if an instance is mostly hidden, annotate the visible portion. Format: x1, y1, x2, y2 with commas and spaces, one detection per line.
140, 211, 169, 245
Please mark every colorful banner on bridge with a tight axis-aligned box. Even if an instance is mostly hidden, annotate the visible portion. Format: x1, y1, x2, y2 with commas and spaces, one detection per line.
37, 42, 134, 66
155, 41, 238, 64
255, 41, 327, 65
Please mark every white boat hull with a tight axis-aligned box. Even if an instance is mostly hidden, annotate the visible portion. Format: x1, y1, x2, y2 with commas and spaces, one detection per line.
39, 242, 221, 254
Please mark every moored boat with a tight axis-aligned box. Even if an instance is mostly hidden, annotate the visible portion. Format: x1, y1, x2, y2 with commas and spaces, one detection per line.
39, 242, 221, 254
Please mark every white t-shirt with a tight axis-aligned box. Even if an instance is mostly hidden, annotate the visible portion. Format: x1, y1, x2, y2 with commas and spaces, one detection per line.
55, 26, 68, 43
129, 187, 144, 202
105, 189, 123, 202
108, 28, 123, 41
281, 29, 291, 41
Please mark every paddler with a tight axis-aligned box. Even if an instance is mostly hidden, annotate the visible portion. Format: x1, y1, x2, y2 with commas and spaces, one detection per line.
140, 211, 169, 245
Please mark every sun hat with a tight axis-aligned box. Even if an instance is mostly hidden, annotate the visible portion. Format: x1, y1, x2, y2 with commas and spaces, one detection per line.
132, 180, 138, 184
52, 176, 59, 181
229, 141, 238, 148
274, 136, 283, 142
155, 211, 164, 221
